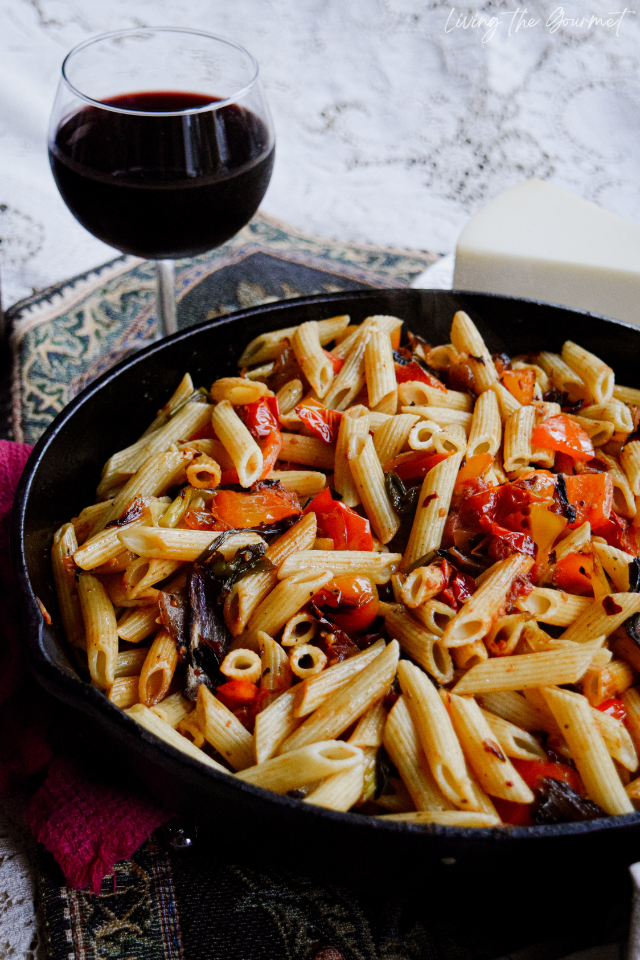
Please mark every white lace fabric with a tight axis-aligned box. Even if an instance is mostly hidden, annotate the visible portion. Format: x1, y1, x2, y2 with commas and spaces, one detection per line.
1, 1, 640, 956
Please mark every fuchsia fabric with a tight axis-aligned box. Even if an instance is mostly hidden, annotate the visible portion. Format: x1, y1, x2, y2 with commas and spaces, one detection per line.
25, 756, 168, 891
0, 440, 169, 891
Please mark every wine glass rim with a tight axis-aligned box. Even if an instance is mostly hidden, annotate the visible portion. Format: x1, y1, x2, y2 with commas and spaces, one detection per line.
60, 26, 260, 115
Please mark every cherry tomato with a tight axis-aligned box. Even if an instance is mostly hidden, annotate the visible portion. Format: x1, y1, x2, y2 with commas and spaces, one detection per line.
596, 698, 627, 724
211, 483, 301, 528
382, 451, 448, 484
511, 758, 586, 797
501, 368, 536, 406
296, 402, 342, 444
313, 575, 379, 633
216, 680, 259, 711
243, 397, 280, 439
493, 799, 534, 826
304, 487, 374, 551
592, 511, 638, 553
480, 515, 536, 560
531, 414, 594, 462
439, 568, 476, 611
184, 510, 229, 531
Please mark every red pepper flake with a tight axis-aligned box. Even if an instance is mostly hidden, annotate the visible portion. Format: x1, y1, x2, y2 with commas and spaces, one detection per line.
483, 739, 507, 761
603, 595, 623, 615
36, 597, 52, 625
422, 493, 439, 508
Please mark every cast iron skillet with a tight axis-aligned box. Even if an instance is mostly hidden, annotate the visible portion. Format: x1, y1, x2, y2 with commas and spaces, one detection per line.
12, 289, 640, 889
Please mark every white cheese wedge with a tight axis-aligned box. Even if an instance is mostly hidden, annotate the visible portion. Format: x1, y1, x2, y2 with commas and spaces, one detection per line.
453, 179, 640, 327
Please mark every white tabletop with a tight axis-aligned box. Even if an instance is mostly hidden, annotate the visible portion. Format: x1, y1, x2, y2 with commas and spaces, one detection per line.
3, 0, 640, 308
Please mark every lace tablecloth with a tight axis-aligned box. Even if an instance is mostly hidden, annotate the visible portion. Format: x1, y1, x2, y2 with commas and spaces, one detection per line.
2, 1, 640, 956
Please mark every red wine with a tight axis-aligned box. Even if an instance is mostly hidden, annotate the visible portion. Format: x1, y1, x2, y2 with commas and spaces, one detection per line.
49, 91, 274, 259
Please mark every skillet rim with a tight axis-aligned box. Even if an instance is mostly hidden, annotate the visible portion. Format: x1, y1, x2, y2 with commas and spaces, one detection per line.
11, 286, 640, 844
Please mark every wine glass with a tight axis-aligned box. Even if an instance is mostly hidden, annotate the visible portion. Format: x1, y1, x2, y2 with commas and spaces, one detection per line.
48, 27, 275, 339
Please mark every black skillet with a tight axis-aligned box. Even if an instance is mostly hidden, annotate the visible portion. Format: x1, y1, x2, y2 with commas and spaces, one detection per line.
11, 289, 640, 906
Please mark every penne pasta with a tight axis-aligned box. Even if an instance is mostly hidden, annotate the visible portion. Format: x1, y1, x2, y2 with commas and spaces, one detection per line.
52, 312, 640, 829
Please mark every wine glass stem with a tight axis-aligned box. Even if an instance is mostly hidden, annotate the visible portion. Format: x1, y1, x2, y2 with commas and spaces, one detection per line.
155, 259, 177, 339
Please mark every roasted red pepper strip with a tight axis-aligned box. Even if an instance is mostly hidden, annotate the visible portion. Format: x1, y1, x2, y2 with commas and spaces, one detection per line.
313, 575, 379, 633
296, 402, 343, 444
500, 368, 536, 406
257, 429, 283, 481
382, 451, 448, 484
596, 698, 627, 724
552, 553, 594, 596
531, 414, 594, 462
219, 426, 283, 485
563, 473, 613, 528
454, 453, 493, 489
216, 680, 259, 711
211, 483, 301, 528
244, 397, 280, 439
394, 360, 446, 391
303, 487, 374, 551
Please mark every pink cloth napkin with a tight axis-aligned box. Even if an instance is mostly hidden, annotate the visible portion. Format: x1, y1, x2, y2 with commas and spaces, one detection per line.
1, 439, 169, 890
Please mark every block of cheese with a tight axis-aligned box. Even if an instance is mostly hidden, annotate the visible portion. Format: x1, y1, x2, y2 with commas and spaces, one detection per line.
453, 179, 640, 327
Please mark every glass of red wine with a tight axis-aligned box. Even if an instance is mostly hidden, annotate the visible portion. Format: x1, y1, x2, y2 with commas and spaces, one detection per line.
48, 27, 275, 339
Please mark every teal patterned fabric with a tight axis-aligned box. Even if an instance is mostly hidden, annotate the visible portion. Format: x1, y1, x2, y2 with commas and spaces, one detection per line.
7, 213, 436, 445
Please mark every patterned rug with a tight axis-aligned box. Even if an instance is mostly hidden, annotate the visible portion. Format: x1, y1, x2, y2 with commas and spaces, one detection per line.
3, 216, 627, 960
6, 212, 436, 446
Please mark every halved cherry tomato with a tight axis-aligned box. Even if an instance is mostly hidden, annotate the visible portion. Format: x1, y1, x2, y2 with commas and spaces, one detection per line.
184, 510, 229, 531
480, 515, 536, 560
563, 473, 613, 528
439, 568, 476, 611
243, 397, 280, 439
511, 758, 586, 797
303, 487, 374, 551
552, 553, 594, 596
313, 575, 379, 633
501, 368, 536, 406
216, 680, 259, 711
211, 483, 301, 528
531, 414, 594, 462
493, 799, 534, 826
324, 350, 344, 375
394, 361, 446, 390
592, 511, 638, 554
383, 451, 448, 484
454, 453, 493, 489
296, 402, 342, 444
596, 698, 627, 724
